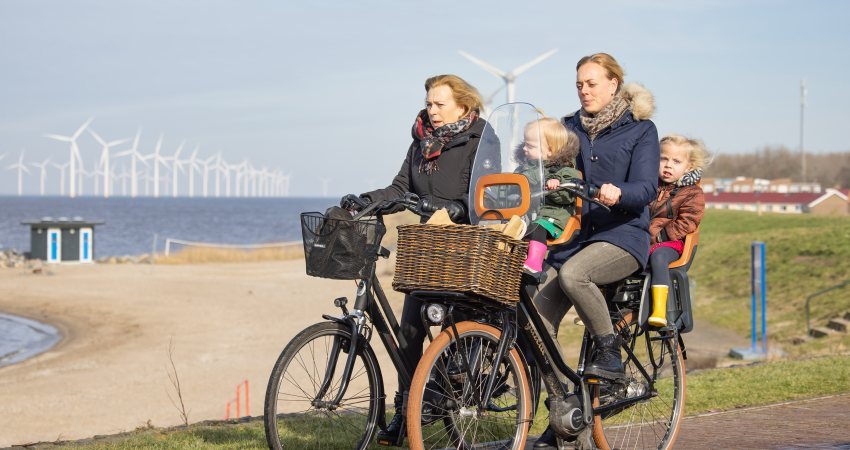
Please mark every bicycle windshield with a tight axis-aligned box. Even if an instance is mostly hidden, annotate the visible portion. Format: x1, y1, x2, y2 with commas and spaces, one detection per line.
468, 102, 545, 226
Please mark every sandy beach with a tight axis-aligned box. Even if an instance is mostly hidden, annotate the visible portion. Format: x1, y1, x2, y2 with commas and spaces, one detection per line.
0, 257, 407, 446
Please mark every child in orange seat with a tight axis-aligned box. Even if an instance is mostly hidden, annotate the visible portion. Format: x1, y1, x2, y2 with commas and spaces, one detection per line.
517, 118, 581, 273
647, 134, 708, 327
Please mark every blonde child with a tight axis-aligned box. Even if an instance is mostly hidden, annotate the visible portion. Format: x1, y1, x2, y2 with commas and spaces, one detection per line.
647, 134, 708, 327
518, 118, 581, 273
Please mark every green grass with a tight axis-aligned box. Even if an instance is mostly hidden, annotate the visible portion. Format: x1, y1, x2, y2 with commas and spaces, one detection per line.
691, 210, 850, 355
35, 355, 850, 449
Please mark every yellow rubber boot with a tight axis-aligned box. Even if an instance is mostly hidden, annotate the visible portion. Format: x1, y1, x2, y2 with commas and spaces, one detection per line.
648, 285, 669, 327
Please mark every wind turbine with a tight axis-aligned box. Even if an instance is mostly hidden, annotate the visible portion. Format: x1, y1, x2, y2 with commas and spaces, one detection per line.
45, 118, 94, 198
167, 141, 185, 197
52, 161, 69, 196
114, 129, 147, 198
186, 145, 201, 197
200, 154, 216, 198
6, 151, 31, 196
458, 49, 558, 103
213, 152, 225, 197
30, 157, 52, 196
88, 129, 128, 198
143, 134, 170, 198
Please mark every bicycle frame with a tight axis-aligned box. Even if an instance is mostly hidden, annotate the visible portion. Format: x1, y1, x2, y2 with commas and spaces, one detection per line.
415, 279, 673, 431
311, 212, 417, 436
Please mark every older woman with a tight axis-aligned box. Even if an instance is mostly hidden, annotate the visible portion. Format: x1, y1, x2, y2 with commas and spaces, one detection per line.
343, 74, 484, 443
532, 53, 659, 449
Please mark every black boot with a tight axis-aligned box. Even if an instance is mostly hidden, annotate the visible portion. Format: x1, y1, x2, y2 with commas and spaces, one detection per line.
585, 334, 625, 380
376, 392, 404, 446
533, 425, 557, 449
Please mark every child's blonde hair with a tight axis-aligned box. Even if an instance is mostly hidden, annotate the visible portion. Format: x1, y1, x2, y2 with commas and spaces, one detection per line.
659, 134, 711, 171
536, 117, 580, 168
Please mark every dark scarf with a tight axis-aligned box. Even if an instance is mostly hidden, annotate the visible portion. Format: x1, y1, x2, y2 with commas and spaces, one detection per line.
412, 109, 478, 175
579, 94, 630, 141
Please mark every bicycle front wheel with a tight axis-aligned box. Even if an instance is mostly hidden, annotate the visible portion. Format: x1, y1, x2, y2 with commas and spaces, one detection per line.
407, 321, 532, 450
591, 311, 686, 450
264, 321, 381, 450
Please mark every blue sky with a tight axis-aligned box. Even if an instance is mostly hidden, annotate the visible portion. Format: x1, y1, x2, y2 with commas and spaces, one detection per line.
1, 0, 848, 197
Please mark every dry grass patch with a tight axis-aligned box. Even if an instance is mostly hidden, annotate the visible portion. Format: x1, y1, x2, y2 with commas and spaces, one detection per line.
154, 244, 303, 264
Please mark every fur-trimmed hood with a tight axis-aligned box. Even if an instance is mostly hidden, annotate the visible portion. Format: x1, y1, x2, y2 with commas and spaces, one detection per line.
562, 82, 656, 122
620, 82, 655, 121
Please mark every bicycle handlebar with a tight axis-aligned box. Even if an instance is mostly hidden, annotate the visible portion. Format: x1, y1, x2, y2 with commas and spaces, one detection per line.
350, 192, 425, 221
532, 179, 610, 212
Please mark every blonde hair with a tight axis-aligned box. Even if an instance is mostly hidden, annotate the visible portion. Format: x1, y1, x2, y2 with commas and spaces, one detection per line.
660, 134, 711, 171
532, 118, 580, 168
424, 74, 483, 116
576, 53, 625, 93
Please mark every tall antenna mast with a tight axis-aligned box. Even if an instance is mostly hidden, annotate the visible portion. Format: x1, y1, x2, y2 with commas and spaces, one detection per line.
800, 79, 807, 182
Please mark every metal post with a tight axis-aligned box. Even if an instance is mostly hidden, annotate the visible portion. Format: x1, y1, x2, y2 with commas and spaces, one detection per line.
759, 242, 767, 353
751, 243, 758, 351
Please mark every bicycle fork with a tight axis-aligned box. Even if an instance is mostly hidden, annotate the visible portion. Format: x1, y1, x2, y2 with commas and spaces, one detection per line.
314, 288, 371, 410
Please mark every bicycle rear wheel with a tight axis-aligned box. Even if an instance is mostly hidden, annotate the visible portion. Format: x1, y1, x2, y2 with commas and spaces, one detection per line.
264, 321, 381, 450
407, 321, 532, 450
591, 311, 685, 450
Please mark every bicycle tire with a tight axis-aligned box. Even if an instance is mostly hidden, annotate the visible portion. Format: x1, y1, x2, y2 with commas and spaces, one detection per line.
264, 321, 381, 450
407, 321, 532, 450
591, 311, 686, 450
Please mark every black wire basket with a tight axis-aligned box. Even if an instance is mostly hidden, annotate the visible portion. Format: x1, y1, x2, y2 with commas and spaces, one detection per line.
300, 211, 386, 280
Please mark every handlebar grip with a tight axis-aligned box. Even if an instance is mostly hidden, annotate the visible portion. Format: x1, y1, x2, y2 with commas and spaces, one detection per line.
587, 185, 599, 198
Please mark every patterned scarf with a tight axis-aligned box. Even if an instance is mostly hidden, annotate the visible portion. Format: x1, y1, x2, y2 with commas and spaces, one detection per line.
412, 109, 478, 175
579, 94, 630, 141
677, 168, 702, 187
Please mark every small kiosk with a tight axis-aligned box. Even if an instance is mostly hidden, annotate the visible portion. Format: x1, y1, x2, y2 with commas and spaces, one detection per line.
22, 217, 104, 263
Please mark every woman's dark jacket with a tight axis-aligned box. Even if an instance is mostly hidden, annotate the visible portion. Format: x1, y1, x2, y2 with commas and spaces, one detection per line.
361, 118, 486, 224
549, 83, 660, 269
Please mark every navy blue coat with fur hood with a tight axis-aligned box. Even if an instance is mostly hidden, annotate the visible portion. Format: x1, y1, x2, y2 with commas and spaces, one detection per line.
549, 83, 660, 269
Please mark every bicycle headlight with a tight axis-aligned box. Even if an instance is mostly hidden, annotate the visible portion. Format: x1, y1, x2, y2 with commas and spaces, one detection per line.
426, 304, 446, 325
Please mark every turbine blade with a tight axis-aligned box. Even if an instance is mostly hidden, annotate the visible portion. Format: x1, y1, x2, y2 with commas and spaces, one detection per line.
45, 134, 72, 142
88, 129, 107, 146
512, 48, 558, 77
458, 50, 507, 79
73, 117, 95, 139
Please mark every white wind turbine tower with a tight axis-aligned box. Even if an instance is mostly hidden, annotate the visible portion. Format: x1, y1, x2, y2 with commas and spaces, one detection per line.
45, 118, 93, 198
114, 130, 146, 198
213, 152, 225, 197
30, 157, 52, 196
167, 141, 185, 198
200, 154, 216, 197
88, 129, 128, 199
7, 151, 31, 196
52, 161, 69, 196
144, 134, 170, 198
458, 49, 558, 103
186, 145, 201, 197
117, 166, 130, 196
319, 177, 330, 197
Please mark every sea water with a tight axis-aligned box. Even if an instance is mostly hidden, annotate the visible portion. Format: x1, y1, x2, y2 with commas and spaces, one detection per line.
0, 196, 333, 256
0, 313, 62, 368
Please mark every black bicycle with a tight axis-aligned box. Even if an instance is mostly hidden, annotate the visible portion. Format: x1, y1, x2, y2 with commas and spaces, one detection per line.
405, 180, 690, 450
264, 194, 453, 449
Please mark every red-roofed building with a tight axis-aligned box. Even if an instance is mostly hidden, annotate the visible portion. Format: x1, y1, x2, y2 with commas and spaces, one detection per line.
704, 189, 848, 215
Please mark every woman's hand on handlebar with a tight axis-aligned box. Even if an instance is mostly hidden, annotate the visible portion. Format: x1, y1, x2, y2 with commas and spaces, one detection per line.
416, 196, 466, 221
596, 183, 621, 207
340, 193, 371, 212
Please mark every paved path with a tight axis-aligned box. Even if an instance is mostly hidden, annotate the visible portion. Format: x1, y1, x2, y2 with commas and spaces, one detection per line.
526, 393, 850, 449
676, 393, 850, 449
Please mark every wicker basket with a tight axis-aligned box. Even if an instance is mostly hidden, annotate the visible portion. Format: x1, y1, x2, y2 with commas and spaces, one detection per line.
392, 224, 528, 304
